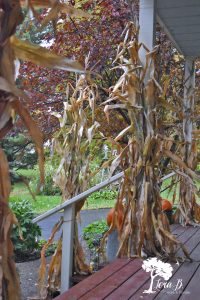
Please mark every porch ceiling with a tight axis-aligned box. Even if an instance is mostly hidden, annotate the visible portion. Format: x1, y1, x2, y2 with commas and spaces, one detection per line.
157, 0, 200, 58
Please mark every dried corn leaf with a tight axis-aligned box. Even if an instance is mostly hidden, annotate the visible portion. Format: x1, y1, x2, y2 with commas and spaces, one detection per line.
38, 218, 63, 296
48, 238, 62, 291
164, 149, 200, 181
104, 104, 126, 122
0, 148, 11, 202
87, 121, 100, 143
11, 36, 84, 73
11, 99, 45, 188
0, 76, 30, 101
114, 125, 132, 142
145, 79, 156, 109
0, 150, 21, 299
0, 103, 13, 135
0, 1, 23, 43
127, 74, 139, 106
0, 260, 2, 299
0, 77, 15, 94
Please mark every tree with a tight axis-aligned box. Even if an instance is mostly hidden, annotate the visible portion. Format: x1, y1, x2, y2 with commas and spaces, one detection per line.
0, 133, 37, 183
142, 257, 173, 294
17, 0, 133, 136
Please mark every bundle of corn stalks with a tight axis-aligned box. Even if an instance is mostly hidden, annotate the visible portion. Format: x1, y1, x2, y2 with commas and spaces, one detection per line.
174, 62, 200, 224
172, 142, 200, 225
0, 1, 90, 299
102, 22, 200, 260
38, 72, 100, 298
154, 49, 200, 225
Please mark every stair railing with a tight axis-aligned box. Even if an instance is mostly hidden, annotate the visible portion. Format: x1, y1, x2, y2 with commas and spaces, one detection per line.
32, 171, 175, 293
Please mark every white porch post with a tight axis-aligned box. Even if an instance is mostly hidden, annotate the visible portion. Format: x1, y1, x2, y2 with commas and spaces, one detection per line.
183, 57, 195, 160
61, 204, 75, 293
139, 0, 157, 136
139, 0, 156, 66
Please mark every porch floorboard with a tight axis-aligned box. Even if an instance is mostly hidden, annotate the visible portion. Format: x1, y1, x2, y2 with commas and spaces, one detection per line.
55, 224, 200, 300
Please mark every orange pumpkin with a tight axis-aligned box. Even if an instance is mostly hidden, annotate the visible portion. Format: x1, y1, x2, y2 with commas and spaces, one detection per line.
107, 208, 115, 227
161, 199, 172, 211
106, 207, 123, 229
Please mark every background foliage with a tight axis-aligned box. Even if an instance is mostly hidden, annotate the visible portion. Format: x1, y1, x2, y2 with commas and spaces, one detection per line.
10, 199, 41, 261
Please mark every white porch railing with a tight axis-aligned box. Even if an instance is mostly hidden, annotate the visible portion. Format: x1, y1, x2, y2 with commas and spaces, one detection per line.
32, 171, 175, 293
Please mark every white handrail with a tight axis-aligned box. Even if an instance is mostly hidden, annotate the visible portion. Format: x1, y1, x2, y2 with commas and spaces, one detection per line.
33, 171, 124, 223
33, 171, 175, 223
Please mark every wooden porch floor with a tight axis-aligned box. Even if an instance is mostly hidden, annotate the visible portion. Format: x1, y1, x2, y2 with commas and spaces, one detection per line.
56, 224, 200, 300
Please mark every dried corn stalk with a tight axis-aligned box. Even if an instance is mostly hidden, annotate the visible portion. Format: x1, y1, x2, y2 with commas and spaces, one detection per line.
0, 0, 88, 298
175, 62, 200, 224
52, 75, 99, 200
160, 60, 200, 225
38, 73, 100, 297
0, 1, 31, 299
172, 143, 200, 225
0, 149, 21, 300
104, 23, 194, 260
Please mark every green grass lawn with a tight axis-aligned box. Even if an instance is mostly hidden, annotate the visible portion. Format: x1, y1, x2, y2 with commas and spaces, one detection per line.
10, 182, 58, 214
10, 177, 117, 214
10, 167, 118, 214
10, 178, 176, 215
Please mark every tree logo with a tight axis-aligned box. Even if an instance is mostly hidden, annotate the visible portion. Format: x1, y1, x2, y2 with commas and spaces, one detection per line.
142, 257, 173, 294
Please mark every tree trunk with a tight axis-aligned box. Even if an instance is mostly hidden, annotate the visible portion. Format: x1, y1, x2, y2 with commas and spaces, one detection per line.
144, 273, 156, 294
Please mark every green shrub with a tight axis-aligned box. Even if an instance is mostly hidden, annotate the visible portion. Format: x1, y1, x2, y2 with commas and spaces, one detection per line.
83, 220, 108, 250
84, 189, 117, 209
10, 199, 41, 257
33, 165, 61, 196
87, 189, 117, 202
0, 134, 38, 184
38, 239, 57, 257
83, 220, 108, 269
39, 172, 61, 196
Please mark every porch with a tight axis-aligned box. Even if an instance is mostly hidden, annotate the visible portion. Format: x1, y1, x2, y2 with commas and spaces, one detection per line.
33, 0, 200, 297
55, 224, 200, 299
